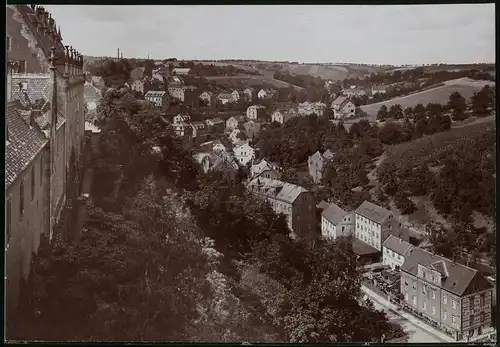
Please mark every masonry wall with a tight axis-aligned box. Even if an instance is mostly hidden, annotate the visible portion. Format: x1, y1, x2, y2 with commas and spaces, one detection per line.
6, 150, 48, 312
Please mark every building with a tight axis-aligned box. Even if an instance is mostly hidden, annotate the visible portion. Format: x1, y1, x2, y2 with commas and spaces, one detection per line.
354, 200, 404, 251
130, 79, 144, 94
242, 120, 261, 140
233, 142, 255, 166
6, 4, 85, 313
212, 139, 231, 154
250, 158, 281, 180
243, 87, 254, 101
298, 102, 327, 117
217, 92, 233, 105
246, 177, 316, 238
321, 203, 354, 240
271, 108, 298, 124
168, 86, 187, 102
172, 122, 193, 138
401, 247, 494, 341
144, 90, 168, 107
199, 91, 213, 106
258, 88, 277, 100
382, 235, 413, 270
246, 104, 266, 121
307, 149, 334, 184
231, 90, 240, 103
91, 76, 105, 90
83, 82, 102, 123
173, 113, 191, 124
206, 117, 225, 133
130, 67, 144, 81
172, 67, 191, 75
344, 86, 367, 98
331, 96, 355, 119
226, 115, 246, 131
372, 85, 387, 95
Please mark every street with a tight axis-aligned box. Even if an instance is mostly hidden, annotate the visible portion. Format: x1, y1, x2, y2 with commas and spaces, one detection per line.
362, 285, 454, 343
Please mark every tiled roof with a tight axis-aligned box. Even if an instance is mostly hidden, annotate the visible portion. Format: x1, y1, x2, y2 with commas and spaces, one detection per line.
316, 200, 330, 210
332, 96, 348, 106
11, 74, 51, 106
323, 149, 334, 160
6, 101, 49, 189
309, 151, 324, 163
382, 235, 413, 256
247, 177, 308, 204
402, 247, 493, 297
145, 90, 166, 97
321, 203, 348, 226
355, 200, 392, 224
208, 117, 224, 124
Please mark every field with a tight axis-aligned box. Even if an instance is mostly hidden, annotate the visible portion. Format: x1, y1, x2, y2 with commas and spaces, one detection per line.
360, 78, 495, 119
204, 74, 304, 90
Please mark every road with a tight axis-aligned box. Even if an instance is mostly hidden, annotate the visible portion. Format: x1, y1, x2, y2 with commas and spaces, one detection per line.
362, 285, 454, 343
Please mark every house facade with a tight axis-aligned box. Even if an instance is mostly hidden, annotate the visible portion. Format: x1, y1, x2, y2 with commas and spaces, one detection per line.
233, 142, 255, 166
382, 235, 413, 270
246, 104, 266, 120
226, 115, 246, 131
243, 87, 254, 101
217, 93, 233, 105
307, 149, 333, 184
247, 177, 316, 239
321, 203, 354, 240
258, 88, 276, 100
401, 247, 494, 341
354, 200, 396, 251
6, 4, 86, 313
130, 80, 144, 94
168, 86, 186, 102
250, 158, 281, 180
199, 91, 213, 106
372, 85, 387, 95
271, 108, 297, 124
173, 67, 191, 75
145, 90, 168, 107
206, 117, 225, 133
243, 120, 261, 140
331, 96, 355, 119
298, 102, 327, 117
231, 90, 240, 103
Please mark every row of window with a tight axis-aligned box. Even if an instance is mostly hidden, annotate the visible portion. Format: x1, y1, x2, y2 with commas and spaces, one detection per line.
404, 279, 460, 307
384, 248, 403, 261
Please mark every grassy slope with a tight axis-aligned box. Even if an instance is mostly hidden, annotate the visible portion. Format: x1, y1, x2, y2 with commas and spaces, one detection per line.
360, 78, 495, 118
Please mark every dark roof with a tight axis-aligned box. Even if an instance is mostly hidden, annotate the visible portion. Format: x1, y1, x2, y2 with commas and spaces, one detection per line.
321, 203, 347, 226
316, 200, 330, 211
352, 238, 380, 256
6, 101, 49, 189
355, 200, 393, 224
11, 74, 51, 106
401, 247, 493, 297
382, 235, 413, 256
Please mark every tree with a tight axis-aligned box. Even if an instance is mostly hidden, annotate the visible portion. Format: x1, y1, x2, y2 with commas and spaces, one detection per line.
471, 85, 494, 117
378, 122, 402, 145
376, 105, 388, 121
403, 106, 413, 118
388, 104, 403, 119
448, 91, 466, 120
413, 103, 426, 123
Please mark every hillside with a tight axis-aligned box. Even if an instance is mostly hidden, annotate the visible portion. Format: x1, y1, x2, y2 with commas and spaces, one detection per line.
360, 78, 495, 118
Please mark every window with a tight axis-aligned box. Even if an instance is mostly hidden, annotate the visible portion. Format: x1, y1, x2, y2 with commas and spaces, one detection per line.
404, 293, 409, 302
422, 301, 427, 310
443, 294, 448, 305
19, 181, 24, 218
423, 285, 427, 295
412, 281, 416, 290
469, 315, 473, 326
452, 314, 457, 325
480, 312, 485, 323
480, 294, 485, 307
469, 297, 474, 308
31, 167, 35, 200
7, 199, 12, 243
431, 305, 436, 315
412, 295, 417, 305
442, 310, 448, 320
431, 290, 436, 300
452, 299, 457, 309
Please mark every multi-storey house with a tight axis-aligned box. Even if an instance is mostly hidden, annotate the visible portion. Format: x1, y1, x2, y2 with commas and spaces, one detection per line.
382, 235, 413, 270
199, 91, 213, 106
271, 108, 298, 124
250, 158, 281, 180
243, 87, 254, 101
331, 96, 355, 119
321, 203, 354, 240
308, 149, 334, 183
226, 115, 246, 131
233, 142, 255, 166
298, 102, 327, 117
246, 104, 266, 121
401, 247, 494, 341
145, 90, 168, 107
130, 79, 144, 94
243, 120, 261, 140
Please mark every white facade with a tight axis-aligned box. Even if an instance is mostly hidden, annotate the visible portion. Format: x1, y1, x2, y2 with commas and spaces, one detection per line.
243, 88, 253, 101
131, 80, 144, 94
173, 114, 190, 124
333, 101, 355, 119
233, 143, 255, 166
383, 246, 406, 270
246, 105, 265, 120
213, 142, 227, 153
298, 102, 327, 117
355, 213, 383, 251
226, 116, 242, 131
321, 213, 353, 240
231, 90, 240, 102
199, 91, 212, 105
272, 109, 296, 124
145, 91, 166, 107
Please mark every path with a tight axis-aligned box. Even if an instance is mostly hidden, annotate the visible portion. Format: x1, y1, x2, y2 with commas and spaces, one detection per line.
361, 285, 454, 343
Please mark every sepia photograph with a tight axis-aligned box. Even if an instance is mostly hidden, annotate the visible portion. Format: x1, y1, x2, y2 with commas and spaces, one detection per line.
5, 3, 496, 343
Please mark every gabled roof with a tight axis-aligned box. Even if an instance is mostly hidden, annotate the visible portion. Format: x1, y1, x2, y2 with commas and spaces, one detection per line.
248, 104, 266, 110
217, 93, 233, 99
309, 151, 324, 162
355, 200, 392, 224
316, 200, 330, 211
382, 235, 413, 256
321, 203, 348, 226
332, 96, 349, 106
228, 115, 246, 123
207, 117, 224, 125
323, 149, 334, 160
402, 247, 493, 297
247, 177, 309, 204
6, 101, 49, 189
145, 90, 166, 97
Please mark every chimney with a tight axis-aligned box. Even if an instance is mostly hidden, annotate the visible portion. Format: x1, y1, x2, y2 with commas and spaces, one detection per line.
117, 48, 120, 59
121, 53, 123, 59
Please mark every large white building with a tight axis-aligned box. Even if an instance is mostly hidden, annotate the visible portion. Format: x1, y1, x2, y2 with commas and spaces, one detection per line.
354, 200, 395, 251
144, 90, 167, 107
298, 102, 327, 117
271, 108, 297, 124
246, 105, 266, 120
331, 96, 355, 119
233, 142, 255, 166
382, 235, 413, 270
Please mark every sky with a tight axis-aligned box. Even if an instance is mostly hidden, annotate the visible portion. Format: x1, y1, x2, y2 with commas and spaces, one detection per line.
45, 4, 495, 65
